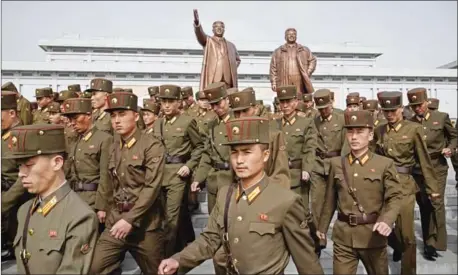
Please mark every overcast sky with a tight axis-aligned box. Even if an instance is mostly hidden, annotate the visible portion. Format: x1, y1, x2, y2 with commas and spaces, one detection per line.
1, 1, 457, 69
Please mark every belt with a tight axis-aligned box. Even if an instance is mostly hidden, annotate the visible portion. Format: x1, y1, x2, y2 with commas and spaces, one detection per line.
288, 159, 302, 169
395, 166, 412, 174
115, 201, 135, 213
213, 162, 231, 171
337, 212, 379, 226
315, 150, 341, 159
74, 182, 98, 192
429, 151, 443, 160
166, 154, 190, 164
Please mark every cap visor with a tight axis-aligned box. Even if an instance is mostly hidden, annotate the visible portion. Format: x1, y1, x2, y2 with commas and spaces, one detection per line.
343, 125, 373, 129
316, 103, 331, 109
222, 140, 269, 146
231, 106, 250, 112
105, 107, 138, 113
380, 107, 399, 111
408, 102, 422, 106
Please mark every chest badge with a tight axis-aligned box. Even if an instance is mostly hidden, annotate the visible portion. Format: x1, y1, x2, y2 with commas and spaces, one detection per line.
433, 121, 439, 125
259, 213, 269, 221
89, 145, 95, 149
49, 230, 57, 238
176, 128, 182, 132
370, 168, 376, 172
402, 135, 408, 139
132, 155, 139, 160
295, 128, 301, 132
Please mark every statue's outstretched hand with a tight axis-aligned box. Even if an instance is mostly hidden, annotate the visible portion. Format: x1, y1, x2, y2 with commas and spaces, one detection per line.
193, 9, 199, 25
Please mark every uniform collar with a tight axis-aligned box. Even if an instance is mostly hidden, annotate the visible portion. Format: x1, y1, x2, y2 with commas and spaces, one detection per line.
387, 120, 403, 132
81, 126, 95, 142
1, 121, 20, 139
219, 113, 231, 124
34, 181, 71, 216
146, 127, 154, 134
282, 112, 297, 126
416, 111, 431, 121
320, 114, 332, 122
348, 150, 371, 166
374, 119, 380, 126
97, 110, 107, 120
235, 174, 268, 205
120, 129, 141, 149
165, 114, 178, 125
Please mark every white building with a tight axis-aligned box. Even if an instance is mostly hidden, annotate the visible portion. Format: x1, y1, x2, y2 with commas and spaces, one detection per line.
2, 35, 457, 118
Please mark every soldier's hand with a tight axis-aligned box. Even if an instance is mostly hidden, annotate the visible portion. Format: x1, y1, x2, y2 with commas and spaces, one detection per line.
301, 171, 310, 181
373, 222, 392, 236
191, 181, 201, 192
158, 258, 179, 275
429, 193, 440, 200
442, 148, 452, 158
177, 165, 191, 177
193, 9, 199, 25
316, 231, 326, 240
110, 219, 132, 240
271, 84, 277, 92
97, 210, 106, 223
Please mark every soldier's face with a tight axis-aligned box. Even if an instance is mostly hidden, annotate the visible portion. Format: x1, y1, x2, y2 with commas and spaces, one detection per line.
161, 99, 181, 116
383, 108, 403, 124
142, 110, 157, 126
230, 144, 270, 180
49, 112, 62, 124
279, 99, 297, 116
412, 101, 428, 116
18, 154, 64, 195
346, 128, 373, 152
197, 99, 210, 109
37, 97, 52, 108
68, 114, 92, 134
346, 104, 359, 112
91, 92, 108, 109
110, 110, 138, 137
212, 98, 230, 118
212, 22, 225, 37
319, 105, 333, 118
235, 107, 256, 118
304, 101, 314, 108
285, 30, 297, 43
1, 109, 16, 130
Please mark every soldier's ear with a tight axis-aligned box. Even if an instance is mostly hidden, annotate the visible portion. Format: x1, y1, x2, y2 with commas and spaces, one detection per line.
262, 148, 270, 163
368, 130, 374, 142
134, 112, 139, 122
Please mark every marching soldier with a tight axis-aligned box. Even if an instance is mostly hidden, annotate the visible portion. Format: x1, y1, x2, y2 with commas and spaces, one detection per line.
193, 91, 218, 135
453, 122, 458, 190
303, 93, 318, 118
255, 99, 268, 117
407, 88, 457, 259
428, 98, 439, 111
345, 92, 360, 111
117, 88, 147, 130
362, 99, 387, 127
158, 117, 324, 275
273, 97, 281, 115
275, 85, 317, 210
48, 102, 63, 125
56, 89, 79, 104
1, 82, 33, 125
90, 92, 166, 274
330, 91, 345, 114
141, 98, 161, 135
61, 98, 114, 227
181, 86, 199, 116
403, 105, 414, 120
295, 101, 308, 116
359, 96, 367, 109
5, 124, 98, 274
317, 110, 402, 275
148, 86, 160, 102
32, 87, 54, 124
310, 89, 347, 247
86, 78, 113, 135
153, 85, 204, 256
68, 84, 83, 98
373, 91, 440, 274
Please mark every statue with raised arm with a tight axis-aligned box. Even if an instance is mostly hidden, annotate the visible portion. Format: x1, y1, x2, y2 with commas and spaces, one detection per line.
193, 9, 241, 91
270, 28, 317, 95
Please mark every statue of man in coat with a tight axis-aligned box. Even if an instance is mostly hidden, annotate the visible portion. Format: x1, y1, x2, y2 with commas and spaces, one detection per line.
270, 28, 317, 95
193, 9, 241, 91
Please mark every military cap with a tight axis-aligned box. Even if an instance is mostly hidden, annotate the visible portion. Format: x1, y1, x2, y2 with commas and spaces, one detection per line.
203, 82, 227, 104
428, 98, 439, 110
276, 85, 298, 100
181, 86, 194, 98
195, 91, 206, 100
47, 102, 61, 113
123, 88, 133, 93
148, 86, 159, 97
407, 87, 427, 106
303, 94, 313, 102
1, 82, 18, 93
346, 93, 360, 106
142, 99, 160, 115
1, 91, 17, 110
53, 92, 60, 101
360, 96, 367, 103
378, 91, 403, 110
313, 89, 333, 109
362, 99, 379, 111
2, 124, 66, 160
62, 98, 92, 116
106, 92, 138, 112
85, 78, 113, 93
68, 84, 81, 92
81, 91, 93, 98
227, 88, 240, 95
222, 117, 270, 145
228, 90, 256, 111
113, 87, 125, 93
35, 87, 54, 98
158, 85, 182, 100
344, 110, 374, 128
296, 101, 307, 112
57, 90, 79, 103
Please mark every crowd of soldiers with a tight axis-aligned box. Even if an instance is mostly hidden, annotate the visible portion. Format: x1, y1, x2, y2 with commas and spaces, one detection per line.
1, 78, 458, 275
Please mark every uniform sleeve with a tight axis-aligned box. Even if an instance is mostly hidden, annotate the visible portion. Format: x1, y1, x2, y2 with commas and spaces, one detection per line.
301, 119, 318, 175
267, 131, 290, 188
283, 196, 324, 275
95, 135, 114, 211
56, 211, 98, 274
415, 126, 439, 195
185, 119, 205, 170
171, 190, 223, 270
21, 101, 33, 125
318, 162, 337, 234
444, 114, 458, 150
122, 138, 165, 225
1, 178, 27, 214
377, 160, 402, 226
193, 133, 214, 184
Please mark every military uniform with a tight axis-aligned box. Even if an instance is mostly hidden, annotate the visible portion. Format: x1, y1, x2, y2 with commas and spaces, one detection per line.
62, 98, 114, 212
407, 88, 457, 253
362, 99, 387, 127
181, 87, 199, 117
318, 110, 403, 275
452, 122, 458, 188
56, 90, 79, 103
330, 91, 345, 114
3, 124, 98, 274
275, 85, 318, 212
193, 91, 218, 135
1, 82, 33, 125
428, 98, 439, 111
68, 84, 82, 97
170, 117, 324, 275
373, 91, 439, 275
86, 78, 114, 135
32, 87, 54, 124
141, 98, 161, 135
153, 85, 204, 256
91, 92, 166, 274
303, 93, 318, 118
346, 93, 360, 110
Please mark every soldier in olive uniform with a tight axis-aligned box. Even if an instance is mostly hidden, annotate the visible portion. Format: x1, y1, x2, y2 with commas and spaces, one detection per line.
345, 92, 360, 112
90, 92, 166, 274
158, 117, 324, 275
142, 98, 161, 135
32, 87, 54, 124
153, 85, 204, 256
427, 98, 439, 111
317, 110, 403, 275
181, 87, 199, 116
330, 91, 345, 114
56, 90, 79, 104
362, 99, 387, 127
86, 78, 114, 135
303, 93, 318, 118
403, 105, 414, 120
407, 88, 457, 259
373, 91, 440, 274
295, 101, 308, 115
148, 86, 160, 101
193, 91, 218, 135
274, 85, 317, 211
359, 96, 367, 109
62, 98, 114, 228
4, 124, 98, 274
453, 121, 458, 190
68, 84, 83, 98
310, 89, 347, 247
255, 99, 269, 118
2, 82, 33, 125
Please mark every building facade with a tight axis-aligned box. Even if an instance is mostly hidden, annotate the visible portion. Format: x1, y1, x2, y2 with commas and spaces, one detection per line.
2, 36, 457, 118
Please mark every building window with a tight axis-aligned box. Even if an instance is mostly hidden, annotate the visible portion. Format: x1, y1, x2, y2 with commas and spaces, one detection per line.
119, 49, 137, 54
168, 75, 179, 79
165, 50, 183, 55
185, 75, 196, 79
40, 73, 52, 77
144, 50, 161, 54
253, 52, 271, 57
115, 74, 127, 78
58, 73, 70, 77
332, 77, 342, 81
21, 72, 33, 77
133, 75, 144, 79
251, 76, 261, 80
341, 55, 354, 59
376, 78, 387, 82
239, 52, 251, 56
392, 78, 401, 82
94, 73, 106, 77
362, 77, 372, 81
317, 53, 336, 58
433, 78, 443, 82
421, 78, 430, 82
313, 77, 324, 81
72, 48, 87, 53
150, 74, 162, 79
52, 47, 66, 52
347, 77, 357, 81
93, 49, 114, 53
76, 73, 88, 77
189, 50, 202, 55
449, 77, 457, 82
406, 78, 416, 82
2, 72, 14, 77
239, 75, 247, 80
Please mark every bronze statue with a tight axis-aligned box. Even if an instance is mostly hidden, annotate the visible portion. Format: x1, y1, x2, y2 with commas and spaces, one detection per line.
270, 28, 317, 95
193, 9, 241, 91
